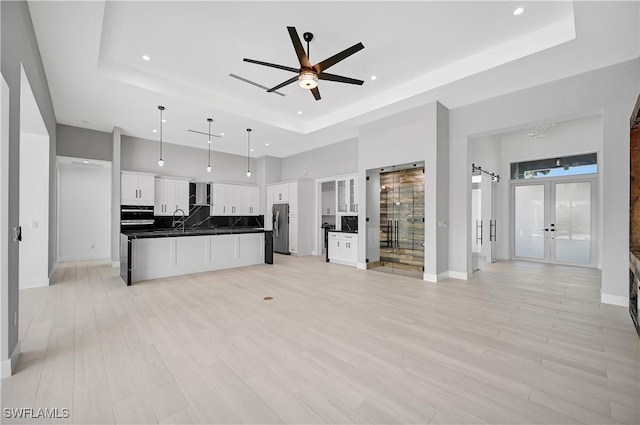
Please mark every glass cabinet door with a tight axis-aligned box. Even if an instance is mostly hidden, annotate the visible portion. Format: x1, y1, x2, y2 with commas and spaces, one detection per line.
337, 179, 347, 213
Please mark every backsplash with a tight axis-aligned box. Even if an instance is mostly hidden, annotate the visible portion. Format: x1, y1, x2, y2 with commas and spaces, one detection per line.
154, 205, 264, 230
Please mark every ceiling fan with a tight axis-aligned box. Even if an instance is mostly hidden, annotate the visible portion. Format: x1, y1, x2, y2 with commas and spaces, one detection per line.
243, 26, 365, 101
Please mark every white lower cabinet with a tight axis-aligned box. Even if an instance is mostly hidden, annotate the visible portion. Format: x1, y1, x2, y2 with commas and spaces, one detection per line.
131, 233, 265, 283
328, 231, 358, 267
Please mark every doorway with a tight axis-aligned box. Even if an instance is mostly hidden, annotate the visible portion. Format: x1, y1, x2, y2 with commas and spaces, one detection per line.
512, 178, 596, 266
57, 157, 111, 262
471, 171, 499, 271
368, 162, 425, 278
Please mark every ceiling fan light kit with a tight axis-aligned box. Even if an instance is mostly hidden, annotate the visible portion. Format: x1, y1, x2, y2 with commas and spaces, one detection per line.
243, 26, 365, 101
298, 70, 318, 89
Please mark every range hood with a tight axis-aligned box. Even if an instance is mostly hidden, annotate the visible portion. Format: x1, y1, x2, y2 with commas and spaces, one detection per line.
191, 182, 211, 206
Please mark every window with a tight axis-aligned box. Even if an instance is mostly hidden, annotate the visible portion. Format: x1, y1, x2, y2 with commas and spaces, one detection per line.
511, 153, 597, 180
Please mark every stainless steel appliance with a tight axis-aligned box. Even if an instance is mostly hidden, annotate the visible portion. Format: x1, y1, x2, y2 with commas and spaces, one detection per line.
272, 203, 289, 254
120, 205, 154, 232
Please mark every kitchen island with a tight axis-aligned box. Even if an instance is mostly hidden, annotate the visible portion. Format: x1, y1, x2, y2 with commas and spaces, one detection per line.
120, 228, 273, 285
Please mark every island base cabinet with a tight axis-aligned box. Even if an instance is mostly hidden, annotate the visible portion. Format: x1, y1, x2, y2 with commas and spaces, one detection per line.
130, 233, 267, 283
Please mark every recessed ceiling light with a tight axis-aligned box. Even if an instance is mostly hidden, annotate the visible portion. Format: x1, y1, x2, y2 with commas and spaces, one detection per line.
142, 55, 151, 61
82, 160, 88, 164
250, 148, 255, 152
513, 7, 524, 16
161, 119, 167, 123
220, 132, 225, 136
152, 129, 158, 133
371, 75, 377, 80
265, 143, 270, 146
297, 111, 302, 115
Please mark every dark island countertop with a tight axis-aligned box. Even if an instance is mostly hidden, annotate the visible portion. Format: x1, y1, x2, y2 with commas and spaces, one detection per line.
123, 227, 269, 239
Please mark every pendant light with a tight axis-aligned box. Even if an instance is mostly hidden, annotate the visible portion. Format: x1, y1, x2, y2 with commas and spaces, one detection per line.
157, 105, 165, 167
246, 128, 252, 177
206, 118, 213, 173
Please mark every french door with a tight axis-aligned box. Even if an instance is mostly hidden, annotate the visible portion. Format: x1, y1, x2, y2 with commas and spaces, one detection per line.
512, 177, 596, 266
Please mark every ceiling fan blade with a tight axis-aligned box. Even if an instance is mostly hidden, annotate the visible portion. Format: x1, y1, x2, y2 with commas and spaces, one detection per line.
267, 76, 299, 92
314, 42, 364, 73
229, 74, 286, 96
318, 72, 364, 85
311, 87, 321, 101
243, 58, 298, 73
187, 129, 221, 137
287, 26, 311, 68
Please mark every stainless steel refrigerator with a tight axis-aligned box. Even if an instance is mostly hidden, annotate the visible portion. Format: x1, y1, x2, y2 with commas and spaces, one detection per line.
272, 203, 289, 254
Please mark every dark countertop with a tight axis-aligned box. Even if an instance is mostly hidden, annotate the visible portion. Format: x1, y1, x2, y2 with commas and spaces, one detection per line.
123, 227, 269, 239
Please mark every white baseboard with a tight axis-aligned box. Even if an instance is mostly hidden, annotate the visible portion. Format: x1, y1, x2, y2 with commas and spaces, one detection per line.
423, 273, 440, 282
111, 261, 120, 268
357, 263, 367, 270
20, 278, 49, 289
424, 271, 459, 282
1, 339, 20, 378
601, 293, 628, 307
448, 271, 470, 280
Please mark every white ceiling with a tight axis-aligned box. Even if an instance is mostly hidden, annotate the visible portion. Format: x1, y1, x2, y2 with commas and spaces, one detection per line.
28, 1, 639, 158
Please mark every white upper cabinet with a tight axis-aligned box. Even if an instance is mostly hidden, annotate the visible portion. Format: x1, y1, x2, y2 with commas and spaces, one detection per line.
241, 185, 260, 215
155, 177, 190, 216
121, 171, 155, 206
211, 183, 259, 216
272, 183, 289, 203
336, 175, 358, 215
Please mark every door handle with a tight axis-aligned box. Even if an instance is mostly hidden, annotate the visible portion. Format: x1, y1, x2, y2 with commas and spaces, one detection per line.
476, 220, 483, 245
490, 220, 496, 242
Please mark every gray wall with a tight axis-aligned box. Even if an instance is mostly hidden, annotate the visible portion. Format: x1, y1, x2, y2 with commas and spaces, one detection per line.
56, 123, 112, 161
121, 135, 259, 184
1, 1, 57, 369
358, 102, 446, 277
280, 138, 358, 180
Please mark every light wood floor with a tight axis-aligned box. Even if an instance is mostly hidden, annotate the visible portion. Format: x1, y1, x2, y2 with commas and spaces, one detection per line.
2, 256, 638, 424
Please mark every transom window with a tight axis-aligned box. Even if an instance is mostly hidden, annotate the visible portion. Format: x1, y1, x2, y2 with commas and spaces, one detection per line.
511, 153, 597, 180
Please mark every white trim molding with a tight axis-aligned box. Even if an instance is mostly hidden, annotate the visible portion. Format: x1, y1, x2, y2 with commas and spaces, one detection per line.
357, 262, 367, 270
1, 339, 20, 378
111, 261, 120, 268
423, 272, 450, 282
601, 293, 628, 307
448, 271, 470, 280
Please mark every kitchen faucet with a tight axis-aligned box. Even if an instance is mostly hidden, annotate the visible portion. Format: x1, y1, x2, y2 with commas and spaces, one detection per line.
172, 208, 186, 232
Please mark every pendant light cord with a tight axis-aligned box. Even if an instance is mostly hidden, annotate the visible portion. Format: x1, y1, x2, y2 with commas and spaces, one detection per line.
246, 129, 251, 174
160, 108, 163, 159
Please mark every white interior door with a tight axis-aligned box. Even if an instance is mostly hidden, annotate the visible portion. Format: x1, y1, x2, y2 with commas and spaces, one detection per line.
512, 178, 595, 266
